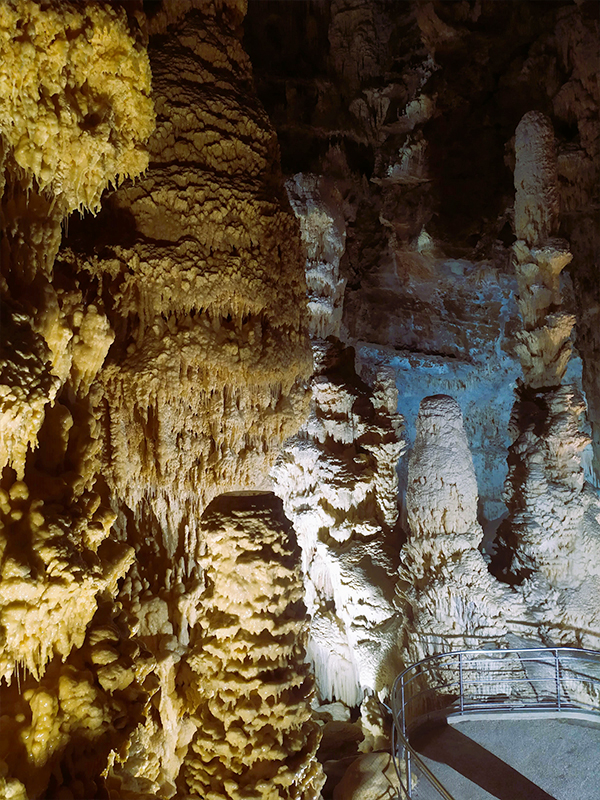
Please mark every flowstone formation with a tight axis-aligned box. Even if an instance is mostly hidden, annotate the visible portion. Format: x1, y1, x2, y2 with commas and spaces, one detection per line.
0, 0, 314, 797
61, 0, 312, 546
183, 493, 324, 800
397, 395, 524, 665
0, 2, 154, 795
272, 339, 405, 709
494, 111, 600, 648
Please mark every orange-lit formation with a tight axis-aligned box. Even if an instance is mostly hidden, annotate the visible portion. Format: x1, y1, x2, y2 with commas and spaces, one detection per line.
0, 2, 598, 799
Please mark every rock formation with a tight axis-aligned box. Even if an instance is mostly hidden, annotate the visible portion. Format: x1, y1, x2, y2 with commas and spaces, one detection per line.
272, 170, 405, 715
0, 3, 155, 794
183, 493, 324, 800
273, 340, 405, 708
0, 2, 598, 798
246, 0, 599, 514
512, 111, 575, 388
0, 1, 314, 796
397, 395, 524, 664
494, 111, 600, 649
285, 174, 347, 341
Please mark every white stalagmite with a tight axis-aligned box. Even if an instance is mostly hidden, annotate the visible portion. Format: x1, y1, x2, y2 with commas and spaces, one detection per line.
398, 395, 525, 664
272, 339, 405, 708
498, 385, 600, 648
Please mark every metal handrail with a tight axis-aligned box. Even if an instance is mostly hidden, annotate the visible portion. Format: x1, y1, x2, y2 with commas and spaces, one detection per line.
390, 646, 600, 799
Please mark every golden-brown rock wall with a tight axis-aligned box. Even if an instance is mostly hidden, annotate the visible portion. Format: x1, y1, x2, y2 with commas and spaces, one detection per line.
0, 1, 313, 797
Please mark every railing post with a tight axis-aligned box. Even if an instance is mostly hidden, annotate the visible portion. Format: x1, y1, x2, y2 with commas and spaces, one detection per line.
555, 649, 561, 711
459, 652, 464, 714
400, 676, 412, 798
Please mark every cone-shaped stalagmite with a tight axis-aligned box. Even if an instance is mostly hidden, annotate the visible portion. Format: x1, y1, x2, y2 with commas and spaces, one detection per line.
397, 395, 523, 664
183, 493, 324, 800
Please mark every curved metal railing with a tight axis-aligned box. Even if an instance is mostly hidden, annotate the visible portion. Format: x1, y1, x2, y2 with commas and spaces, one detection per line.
390, 647, 600, 799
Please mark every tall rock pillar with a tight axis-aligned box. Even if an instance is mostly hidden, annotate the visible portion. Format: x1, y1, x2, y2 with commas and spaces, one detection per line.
495, 112, 600, 647
397, 395, 521, 665
183, 493, 324, 800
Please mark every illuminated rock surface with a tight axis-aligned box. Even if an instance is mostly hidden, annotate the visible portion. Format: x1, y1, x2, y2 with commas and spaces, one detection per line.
0, 0, 313, 796
272, 339, 405, 708
183, 493, 324, 800
0, 5, 153, 793
0, 1, 598, 798
398, 395, 525, 664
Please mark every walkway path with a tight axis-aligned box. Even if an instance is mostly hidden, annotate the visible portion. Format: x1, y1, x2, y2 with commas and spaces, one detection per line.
410, 716, 600, 800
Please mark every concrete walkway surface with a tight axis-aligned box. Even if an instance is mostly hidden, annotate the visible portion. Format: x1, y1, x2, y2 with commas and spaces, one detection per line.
410, 717, 600, 800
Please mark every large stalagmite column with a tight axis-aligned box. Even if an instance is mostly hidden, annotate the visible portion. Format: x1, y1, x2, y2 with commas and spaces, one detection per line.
183, 493, 324, 800
272, 175, 404, 714
495, 112, 600, 647
512, 111, 574, 387
397, 395, 522, 664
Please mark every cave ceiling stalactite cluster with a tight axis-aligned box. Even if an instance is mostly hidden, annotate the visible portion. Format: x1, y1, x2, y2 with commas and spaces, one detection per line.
0, 1, 598, 799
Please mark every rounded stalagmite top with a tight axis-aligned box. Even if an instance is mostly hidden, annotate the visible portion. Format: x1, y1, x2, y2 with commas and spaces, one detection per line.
514, 111, 560, 247
407, 394, 480, 538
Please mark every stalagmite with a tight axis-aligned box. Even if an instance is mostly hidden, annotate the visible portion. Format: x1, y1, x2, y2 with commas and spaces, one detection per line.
183, 493, 324, 800
397, 395, 524, 664
512, 111, 575, 389
495, 111, 600, 649
285, 174, 347, 341
272, 340, 405, 709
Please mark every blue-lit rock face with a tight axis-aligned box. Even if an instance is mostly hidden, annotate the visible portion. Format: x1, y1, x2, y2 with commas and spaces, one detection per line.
246, 0, 600, 493
352, 255, 591, 525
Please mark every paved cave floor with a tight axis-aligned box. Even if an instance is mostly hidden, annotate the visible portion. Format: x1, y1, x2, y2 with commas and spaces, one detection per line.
410, 717, 600, 800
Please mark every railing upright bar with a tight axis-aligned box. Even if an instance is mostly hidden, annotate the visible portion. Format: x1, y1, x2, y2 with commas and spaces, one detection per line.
555, 649, 561, 711
459, 652, 464, 714
399, 675, 412, 798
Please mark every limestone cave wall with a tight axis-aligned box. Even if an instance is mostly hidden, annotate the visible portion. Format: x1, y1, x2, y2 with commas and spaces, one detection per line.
0, 1, 598, 799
